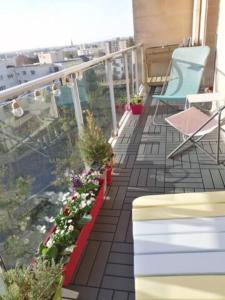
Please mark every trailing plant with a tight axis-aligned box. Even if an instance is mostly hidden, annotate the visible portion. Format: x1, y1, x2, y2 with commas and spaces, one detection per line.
78, 111, 113, 167
39, 170, 102, 263
0, 259, 63, 300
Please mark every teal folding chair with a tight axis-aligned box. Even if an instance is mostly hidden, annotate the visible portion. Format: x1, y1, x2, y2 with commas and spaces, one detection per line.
152, 46, 210, 125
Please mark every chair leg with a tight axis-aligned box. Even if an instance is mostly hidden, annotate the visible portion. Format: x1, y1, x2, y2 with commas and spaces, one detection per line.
167, 139, 194, 159
152, 100, 174, 126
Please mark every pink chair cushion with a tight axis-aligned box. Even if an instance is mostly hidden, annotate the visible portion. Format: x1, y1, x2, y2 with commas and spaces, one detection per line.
166, 106, 218, 136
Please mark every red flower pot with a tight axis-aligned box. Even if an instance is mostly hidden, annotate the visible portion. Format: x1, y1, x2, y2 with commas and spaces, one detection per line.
131, 103, 144, 115
43, 180, 105, 287
106, 164, 112, 185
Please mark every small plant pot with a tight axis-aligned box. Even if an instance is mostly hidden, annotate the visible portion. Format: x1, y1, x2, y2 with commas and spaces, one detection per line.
116, 104, 125, 113
131, 103, 144, 115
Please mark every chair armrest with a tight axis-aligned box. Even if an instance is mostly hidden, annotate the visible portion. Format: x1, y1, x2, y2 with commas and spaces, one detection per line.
186, 93, 224, 104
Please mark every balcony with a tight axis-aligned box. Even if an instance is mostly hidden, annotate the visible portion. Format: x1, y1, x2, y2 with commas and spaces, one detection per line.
1, 1, 225, 299
1, 40, 225, 298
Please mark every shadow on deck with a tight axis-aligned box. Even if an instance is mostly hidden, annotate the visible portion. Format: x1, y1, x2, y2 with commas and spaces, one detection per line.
68, 91, 225, 300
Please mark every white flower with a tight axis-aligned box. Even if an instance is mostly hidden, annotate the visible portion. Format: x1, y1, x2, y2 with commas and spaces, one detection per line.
36, 225, 47, 234
87, 200, 92, 206
68, 225, 74, 232
79, 202, 86, 209
44, 216, 55, 223
61, 192, 70, 203
67, 219, 73, 224
46, 238, 53, 248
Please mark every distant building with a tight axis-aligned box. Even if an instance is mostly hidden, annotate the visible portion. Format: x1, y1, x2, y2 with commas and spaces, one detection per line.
38, 51, 64, 64
0, 59, 17, 90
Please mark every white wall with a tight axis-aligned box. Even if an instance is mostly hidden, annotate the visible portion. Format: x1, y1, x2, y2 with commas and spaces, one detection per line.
214, 0, 225, 96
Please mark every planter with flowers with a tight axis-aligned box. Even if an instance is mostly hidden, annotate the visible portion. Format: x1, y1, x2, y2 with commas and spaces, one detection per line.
78, 111, 113, 186
130, 95, 144, 115
39, 170, 105, 286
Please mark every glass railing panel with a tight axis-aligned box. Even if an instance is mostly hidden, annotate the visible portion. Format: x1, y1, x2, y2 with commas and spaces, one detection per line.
112, 55, 127, 124
79, 64, 113, 139
0, 85, 84, 268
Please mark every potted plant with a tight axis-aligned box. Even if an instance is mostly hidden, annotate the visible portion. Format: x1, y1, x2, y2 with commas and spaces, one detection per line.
115, 96, 126, 113
39, 170, 105, 286
0, 259, 63, 300
78, 111, 113, 185
130, 95, 144, 115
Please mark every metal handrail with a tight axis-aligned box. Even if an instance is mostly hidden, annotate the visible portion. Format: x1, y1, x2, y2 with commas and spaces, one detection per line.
0, 43, 142, 101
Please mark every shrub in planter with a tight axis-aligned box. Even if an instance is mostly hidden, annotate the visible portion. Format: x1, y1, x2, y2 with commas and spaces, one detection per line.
78, 111, 113, 184
130, 95, 144, 115
0, 259, 63, 300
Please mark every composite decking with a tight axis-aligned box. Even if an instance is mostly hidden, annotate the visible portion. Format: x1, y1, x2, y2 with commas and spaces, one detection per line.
68, 91, 225, 300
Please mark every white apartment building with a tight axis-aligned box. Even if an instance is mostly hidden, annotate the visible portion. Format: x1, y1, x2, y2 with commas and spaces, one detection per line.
38, 51, 64, 64
112, 57, 125, 79
0, 56, 83, 89
0, 60, 17, 91
15, 64, 56, 84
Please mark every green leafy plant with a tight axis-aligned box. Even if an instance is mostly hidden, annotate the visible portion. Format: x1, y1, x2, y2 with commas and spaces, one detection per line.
116, 96, 126, 105
78, 111, 113, 167
0, 166, 33, 267
130, 95, 143, 104
0, 259, 63, 300
39, 170, 102, 263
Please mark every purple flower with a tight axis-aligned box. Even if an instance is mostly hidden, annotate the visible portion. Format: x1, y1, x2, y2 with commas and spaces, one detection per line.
71, 175, 83, 189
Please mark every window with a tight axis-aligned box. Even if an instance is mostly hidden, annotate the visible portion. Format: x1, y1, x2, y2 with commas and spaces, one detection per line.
0, 75, 3, 80
30, 70, 35, 75
22, 71, 27, 75
7, 74, 14, 79
0, 86, 6, 91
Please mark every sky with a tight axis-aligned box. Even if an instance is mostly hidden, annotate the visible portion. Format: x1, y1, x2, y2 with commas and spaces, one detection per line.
0, 0, 134, 53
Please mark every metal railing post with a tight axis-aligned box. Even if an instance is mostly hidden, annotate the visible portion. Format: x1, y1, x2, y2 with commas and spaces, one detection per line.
123, 52, 131, 109
131, 51, 135, 96
134, 49, 139, 94
70, 74, 84, 134
106, 59, 118, 136
141, 45, 145, 84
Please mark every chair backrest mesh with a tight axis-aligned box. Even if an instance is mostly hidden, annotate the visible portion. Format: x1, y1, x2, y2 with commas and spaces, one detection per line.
165, 46, 210, 98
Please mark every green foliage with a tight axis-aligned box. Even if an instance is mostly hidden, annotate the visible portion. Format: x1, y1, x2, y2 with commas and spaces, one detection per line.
116, 96, 126, 105
130, 95, 143, 104
0, 166, 33, 265
78, 111, 113, 166
0, 259, 63, 300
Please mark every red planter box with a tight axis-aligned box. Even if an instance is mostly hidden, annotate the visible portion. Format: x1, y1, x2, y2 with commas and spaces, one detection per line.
131, 103, 144, 115
43, 181, 105, 287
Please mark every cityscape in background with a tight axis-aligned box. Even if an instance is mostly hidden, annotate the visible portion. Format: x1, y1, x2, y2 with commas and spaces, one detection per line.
0, 37, 134, 93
